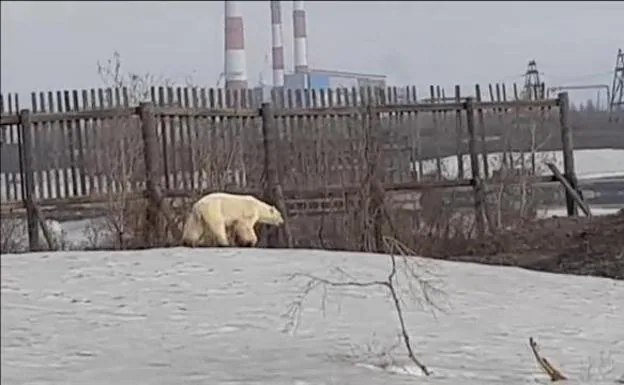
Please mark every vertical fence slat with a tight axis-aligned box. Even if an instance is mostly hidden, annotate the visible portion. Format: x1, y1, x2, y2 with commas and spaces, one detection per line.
64, 90, 79, 197
429, 85, 443, 179
0, 94, 7, 201
30, 93, 42, 200
454, 85, 465, 179
73, 90, 86, 196
474, 84, 490, 179
92, 88, 103, 195
80, 89, 92, 195
10, 94, 20, 201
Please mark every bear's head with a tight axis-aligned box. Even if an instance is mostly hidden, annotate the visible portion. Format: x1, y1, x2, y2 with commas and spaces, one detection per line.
261, 205, 285, 226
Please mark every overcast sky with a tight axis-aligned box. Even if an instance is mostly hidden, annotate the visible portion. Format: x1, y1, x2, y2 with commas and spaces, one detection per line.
1, 1, 622, 107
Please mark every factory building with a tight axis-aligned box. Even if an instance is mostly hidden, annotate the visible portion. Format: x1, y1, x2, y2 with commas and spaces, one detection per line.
285, 69, 386, 90
283, 69, 387, 105
225, 1, 388, 106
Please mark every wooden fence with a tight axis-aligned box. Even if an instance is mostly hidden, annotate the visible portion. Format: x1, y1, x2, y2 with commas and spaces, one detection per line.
0, 84, 580, 251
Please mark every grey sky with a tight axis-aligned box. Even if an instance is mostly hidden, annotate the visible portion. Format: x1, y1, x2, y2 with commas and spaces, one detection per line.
1, 1, 622, 106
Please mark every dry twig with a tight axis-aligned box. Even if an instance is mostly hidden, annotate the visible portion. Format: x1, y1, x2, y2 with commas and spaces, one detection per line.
529, 337, 567, 381
283, 236, 447, 377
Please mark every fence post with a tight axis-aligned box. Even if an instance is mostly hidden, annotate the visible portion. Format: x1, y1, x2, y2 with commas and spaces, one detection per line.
558, 92, 579, 217
260, 102, 293, 248
139, 102, 164, 246
465, 98, 486, 239
454, 85, 465, 179
474, 84, 490, 179
18, 109, 39, 251
365, 103, 384, 253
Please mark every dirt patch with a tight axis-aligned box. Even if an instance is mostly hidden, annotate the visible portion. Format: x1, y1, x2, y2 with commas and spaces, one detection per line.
419, 210, 624, 280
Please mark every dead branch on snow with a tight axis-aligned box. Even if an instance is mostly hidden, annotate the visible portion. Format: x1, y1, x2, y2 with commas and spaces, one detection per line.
283, 236, 448, 377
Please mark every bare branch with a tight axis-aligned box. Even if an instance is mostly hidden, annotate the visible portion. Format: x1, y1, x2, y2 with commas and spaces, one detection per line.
529, 337, 567, 381
283, 236, 444, 377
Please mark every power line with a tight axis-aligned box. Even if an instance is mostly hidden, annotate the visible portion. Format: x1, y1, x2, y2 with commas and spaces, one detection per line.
547, 70, 613, 84
492, 69, 612, 87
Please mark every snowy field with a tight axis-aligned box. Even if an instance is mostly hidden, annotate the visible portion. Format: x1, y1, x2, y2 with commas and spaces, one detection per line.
2, 248, 623, 385
416, 148, 624, 180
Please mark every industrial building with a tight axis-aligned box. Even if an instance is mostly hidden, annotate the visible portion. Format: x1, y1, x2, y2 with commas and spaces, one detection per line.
282, 69, 386, 105
224, 1, 388, 101
284, 69, 386, 91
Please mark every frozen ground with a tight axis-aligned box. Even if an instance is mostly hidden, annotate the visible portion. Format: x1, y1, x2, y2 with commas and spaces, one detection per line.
2, 248, 623, 385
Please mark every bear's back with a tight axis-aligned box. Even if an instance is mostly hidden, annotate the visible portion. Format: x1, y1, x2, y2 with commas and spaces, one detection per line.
196, 192, 256, 206
194, 192, 258, 220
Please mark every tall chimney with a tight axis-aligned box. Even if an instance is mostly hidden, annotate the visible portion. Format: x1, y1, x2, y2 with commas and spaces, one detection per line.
292, 1, 309, 74
224, 1, 248, 89
270, 1, 285, 87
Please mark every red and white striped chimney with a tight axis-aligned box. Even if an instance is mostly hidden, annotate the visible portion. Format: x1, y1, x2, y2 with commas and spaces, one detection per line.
292, 1, 309, 74
270, 1, 285, 87
224, 1, 248, 89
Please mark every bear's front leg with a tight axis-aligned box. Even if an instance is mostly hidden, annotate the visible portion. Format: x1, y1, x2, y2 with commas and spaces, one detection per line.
245, 229, 258, 247
231, 220, 258, 248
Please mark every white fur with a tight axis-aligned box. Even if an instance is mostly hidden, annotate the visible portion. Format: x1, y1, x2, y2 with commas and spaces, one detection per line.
182, 192, 284, 247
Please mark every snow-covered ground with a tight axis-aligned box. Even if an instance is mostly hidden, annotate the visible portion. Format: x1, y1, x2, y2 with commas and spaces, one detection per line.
538, 205, 622, 218
414, 148, 624, 180
2, 248, 623, 385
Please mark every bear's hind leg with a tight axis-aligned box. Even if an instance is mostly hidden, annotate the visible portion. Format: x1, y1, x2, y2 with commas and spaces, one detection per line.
182, 212, 203, 247
206, 221, 230, 247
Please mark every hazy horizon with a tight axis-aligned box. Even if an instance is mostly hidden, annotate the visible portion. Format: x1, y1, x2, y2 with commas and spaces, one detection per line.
1, 1, 622, 107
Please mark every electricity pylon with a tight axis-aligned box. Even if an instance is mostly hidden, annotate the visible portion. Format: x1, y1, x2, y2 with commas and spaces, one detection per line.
522, 60, 545, 100
609, 48, 623, 122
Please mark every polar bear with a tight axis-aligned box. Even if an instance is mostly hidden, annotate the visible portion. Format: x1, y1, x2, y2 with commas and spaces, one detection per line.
181, 192, 284, 247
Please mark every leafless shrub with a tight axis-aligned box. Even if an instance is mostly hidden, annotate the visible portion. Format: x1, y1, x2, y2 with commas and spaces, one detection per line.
192, 114, 256, 192
101, 120, 145, 248
283, 236, 447, 376
83, 52, 166, 249
86, 52, 261, 249
581, 350, 618, 383
1, 215, 68, 253
97, 51, 171, 104
1, 217, 26, 253
331, 333, 403, 371
485, 110, 559, 231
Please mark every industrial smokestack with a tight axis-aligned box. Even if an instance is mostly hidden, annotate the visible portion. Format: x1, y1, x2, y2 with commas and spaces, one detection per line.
292, 1, 309, 74
270, 1, 285, 87
224, 1, 248, 89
